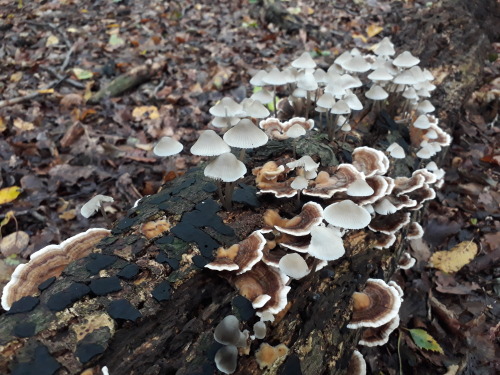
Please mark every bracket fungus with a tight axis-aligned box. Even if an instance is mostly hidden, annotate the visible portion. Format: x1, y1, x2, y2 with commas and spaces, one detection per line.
347, 279, 401, 329
2, 228, 110, 311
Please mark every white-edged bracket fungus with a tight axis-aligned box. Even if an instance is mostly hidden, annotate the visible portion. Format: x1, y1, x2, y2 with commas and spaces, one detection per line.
2, 228, 110, 310
359, 315, 400, 347
347, 278, 401, 329
347, 350, 367, 375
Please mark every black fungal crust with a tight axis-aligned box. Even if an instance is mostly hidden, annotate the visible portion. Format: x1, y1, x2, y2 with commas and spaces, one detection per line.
13, 322, 36, 338
107, 299, 142, 321
117, 264, 140, 279
231, 296, 255, 322
151, 281, 172, 302
7, 296, 40, 315
232, 183, 260, 207
38, 277, 56, 292
171, 223, 219, 258
155, 251, 180, 269
192, 255, 209, 269
46, 283, 90, 312
89, 276, 122, 296
75, 343, 105, 364
11, 345, 61, 375
85, 254, 118, 274
279, 354, 303, 375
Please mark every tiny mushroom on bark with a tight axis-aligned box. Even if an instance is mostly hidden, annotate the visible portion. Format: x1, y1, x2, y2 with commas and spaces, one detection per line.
214, 315, 248, 347
190, 130, 230, 156
81, 194, 114, 224
215, 345, 238, 374
347, 350, 367, 375
307, 226, 345, 261
407, 222, 424, 239
253, 321, 267, 339
398, 252, 416, 270
323, 200, 372, 230
278, 253, 310, 279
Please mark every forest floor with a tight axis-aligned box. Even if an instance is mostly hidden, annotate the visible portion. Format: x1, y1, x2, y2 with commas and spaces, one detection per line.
0, 0, 498, 374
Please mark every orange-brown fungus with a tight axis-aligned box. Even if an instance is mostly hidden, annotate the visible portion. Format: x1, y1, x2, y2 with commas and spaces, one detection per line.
255, 343, 289, 369
141, 218, 171, 239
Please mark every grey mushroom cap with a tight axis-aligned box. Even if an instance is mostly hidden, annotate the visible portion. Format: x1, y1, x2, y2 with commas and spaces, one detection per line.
214, 315, 246, 346
393, 51, 420, 68
209, 97, 244, 117
241, 98, 270, 118
223, 119, 269, 149
291, 52, 317, 69
262, 68, 289, 86
215, 345, 238, 374
279, 253, 310, 279
308, 226, 346, 261
374, 37, 395, 56
253, 321, 267, 339
204, 153, 246, 182
153, 136, 183, 157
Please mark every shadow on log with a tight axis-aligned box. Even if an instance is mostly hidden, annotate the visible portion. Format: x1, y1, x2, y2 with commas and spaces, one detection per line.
0, 0, 498, 374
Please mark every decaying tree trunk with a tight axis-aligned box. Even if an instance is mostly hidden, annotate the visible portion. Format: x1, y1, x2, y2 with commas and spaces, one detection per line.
0, 1, 497, 374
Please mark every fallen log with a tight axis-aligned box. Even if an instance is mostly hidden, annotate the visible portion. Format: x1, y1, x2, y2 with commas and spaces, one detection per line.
0, 1, 497, 374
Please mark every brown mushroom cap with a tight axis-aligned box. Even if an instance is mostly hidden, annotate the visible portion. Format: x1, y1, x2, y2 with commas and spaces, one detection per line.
347, 278, 401, 329
359, 315, 400, 347
393, 174, 426, 196
398, 252, 416, 270
2, 228, 110, 311
206, 231, 265, 274
373, 233, 397, 249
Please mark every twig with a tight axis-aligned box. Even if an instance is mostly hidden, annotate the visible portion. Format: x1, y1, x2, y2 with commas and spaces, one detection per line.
0, 79, 62, 108
42, 66, 85, 89
60, 43, 77, 72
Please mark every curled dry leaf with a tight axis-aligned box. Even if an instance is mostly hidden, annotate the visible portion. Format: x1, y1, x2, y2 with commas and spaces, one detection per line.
0, 231, 30, 257
430, 241, 478, 273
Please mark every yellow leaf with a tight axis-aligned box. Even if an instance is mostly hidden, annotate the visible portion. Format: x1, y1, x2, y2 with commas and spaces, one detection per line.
0, 117, 6, 133
366, 24, 383, 38
13, 118, 34, 131
46, 34, 59, 46
0, 186, 22, 205
37, 88, 55, 94
73, 68, 93, 80
59, 209, 77, 221
10, 72, 23, 82
409, 328, 444, 354
0, 210, 16, 230
132, 106, 160, 120
430, 241, 478, 273
352, 32, 368, 44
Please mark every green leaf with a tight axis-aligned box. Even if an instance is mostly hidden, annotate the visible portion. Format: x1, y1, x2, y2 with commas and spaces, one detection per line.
109, 34, 125, 46
409, 328, 444, 354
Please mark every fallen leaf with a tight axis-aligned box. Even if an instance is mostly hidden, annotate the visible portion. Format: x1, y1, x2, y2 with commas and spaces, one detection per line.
409, 328, 444, 354
73, 68, 94, 80
59, 209, 77, 221
430, 241, 478, 273
0, 231, 30, 257
10, 72, 23, 82
46, 34, 59, 46
0, 117, 6, 132
0, 186, 22, 205
109, 34, 125, 46
13, 118, 34, 132
434, 271, 480, 295
366, 24, 383, 38
132, 106, 160, 120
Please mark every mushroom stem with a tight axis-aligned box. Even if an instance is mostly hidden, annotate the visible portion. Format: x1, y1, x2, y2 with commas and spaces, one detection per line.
99, 205, 112, 227
305, 91, 311, 120
223, 181, 236, 211
272, 86, 277, 117
238, 148, 247, 162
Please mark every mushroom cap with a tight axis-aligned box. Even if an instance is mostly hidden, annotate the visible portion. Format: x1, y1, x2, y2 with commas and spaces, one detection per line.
286, 123, 306, 138
307, 226, 345, 261
368, 211, 411, 235
344, 92, 363, 111
286, 155, 319, 172
262, 68, 288, 86
323, 200, 372, 230
290, 176, 309, 190
373, 232, 397, 249
223, 119, 269, 149
250, 70, 268, 86
153, 136, 183, 157
81, 194, 114, 218
214, 315, 246, 346
209, 97, 244, 117
204, 153, 246, 182
398, 252, 416, 270
274, 202, 324, 236
291, 52, 317, 69
374, 37, 395, 56
241, 98, 270, 118
393, 70, 419, 85
2, 228, 110, 311
387, 143, 405, 159
393, 51, 420, 67
279, 253, 310, 279
190, 130, 231, 156
373, 198, 398, 215
365, 85, 388, 100
341, 55, 371, 73
297, 71, 318, 91
215, 345, 238, 374
346, 178, 375, 197
212, 116, 240, 128
331, 99, 351, 115
316, 92, 336, 108
253, 321, 267, 339
347, 278, 401, 329
368, 67, 394, 81
251, 88, 274, 104
413, 114, 432, 129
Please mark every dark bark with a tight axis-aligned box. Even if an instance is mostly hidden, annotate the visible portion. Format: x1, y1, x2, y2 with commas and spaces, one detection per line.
0, 1, 497, 374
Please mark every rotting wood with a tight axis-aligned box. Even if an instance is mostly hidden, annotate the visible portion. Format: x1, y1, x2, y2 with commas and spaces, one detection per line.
0, 0, 498, 374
